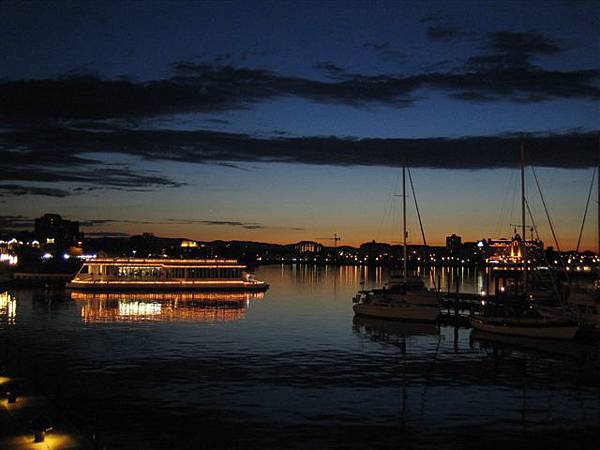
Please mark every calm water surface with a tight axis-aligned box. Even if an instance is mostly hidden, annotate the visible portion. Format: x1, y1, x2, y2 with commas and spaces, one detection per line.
1, 265, 600, 449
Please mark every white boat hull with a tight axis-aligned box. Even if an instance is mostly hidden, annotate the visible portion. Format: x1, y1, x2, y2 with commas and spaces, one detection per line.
353, 303, 439, 322
66, 280, 269, 291
469, 317, 579, 340
384, 291, 439, 306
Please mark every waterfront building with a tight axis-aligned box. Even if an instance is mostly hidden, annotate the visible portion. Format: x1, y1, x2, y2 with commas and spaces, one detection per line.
293, 241, 323, 255
446, 234, 462, 255
484, 234, 544, 268
34, 213, 83, 246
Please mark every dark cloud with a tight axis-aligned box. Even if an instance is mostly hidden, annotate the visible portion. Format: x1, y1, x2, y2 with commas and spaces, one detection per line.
425, 28, 573, 74
419, 13, 445, 24
0, 184, 71, 197
83, 231, 131, 237
463, 53, 534, 71
425, 28, 565, 57
65, 120, 137, 132
448, 92, 498, 102
364, 41, 392, 51
203, 118, 230, 125
195, 220, 263, 230
79, 219, 157, 227
189, 221, 304, 232
80, 218, 264, 230
0, 128, 184, 194
364, 41, 406, 63
314, 62, 349, 79
464, 31, 569, 73
0, 215, 34, 230
486, 31, 565, 56
214, 162, 252, 171
1, 126, 598, 171
79, 217, 303, 232
425, 25, 469, 42
0, 165, 183, 191
1, 57, 598, 124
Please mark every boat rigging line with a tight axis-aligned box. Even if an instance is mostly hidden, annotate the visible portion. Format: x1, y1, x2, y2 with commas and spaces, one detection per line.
525, 197, 565, 302
530, 166, 570, 300
531, 166, 562, 255
576, 167, 597, 253
406, 166, 440, 295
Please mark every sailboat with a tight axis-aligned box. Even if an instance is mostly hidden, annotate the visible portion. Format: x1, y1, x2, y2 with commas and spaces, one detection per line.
469, 143, 579, 340
352, 165, 440, 322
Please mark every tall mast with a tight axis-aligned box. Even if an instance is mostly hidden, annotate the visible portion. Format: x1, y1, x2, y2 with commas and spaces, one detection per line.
521, 141, 527, 291
403, 164, 407, 284
597, 136, 600, 256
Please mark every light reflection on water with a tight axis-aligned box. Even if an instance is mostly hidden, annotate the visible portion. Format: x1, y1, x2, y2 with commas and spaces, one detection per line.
0, 290, 16, 325
71, 291, 264, 323
0, 265, 599, 449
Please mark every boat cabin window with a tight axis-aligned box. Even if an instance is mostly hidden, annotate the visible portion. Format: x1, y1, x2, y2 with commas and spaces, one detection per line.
117, 266, 162, 279
186, 268, 242, 279
81, 263, 244, 280
166, 268, 186, 278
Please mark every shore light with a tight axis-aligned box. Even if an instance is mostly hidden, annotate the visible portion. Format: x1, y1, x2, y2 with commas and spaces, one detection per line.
4, 381, 19, 403
31, 415, 53, 443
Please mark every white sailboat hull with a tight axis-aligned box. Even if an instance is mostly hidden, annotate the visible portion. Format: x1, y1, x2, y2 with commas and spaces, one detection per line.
469, 317, 579, 340
385, 291, 439, 306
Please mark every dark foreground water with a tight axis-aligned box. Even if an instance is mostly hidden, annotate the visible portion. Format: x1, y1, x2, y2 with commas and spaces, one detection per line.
1, 265, 600, 449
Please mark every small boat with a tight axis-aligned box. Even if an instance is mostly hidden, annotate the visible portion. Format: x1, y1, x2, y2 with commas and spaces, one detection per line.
471, 296, 579, 341
67, 258, 269, 291
469, 315, 579, 340
471, 329, 597, 360
352, 165, 440, 322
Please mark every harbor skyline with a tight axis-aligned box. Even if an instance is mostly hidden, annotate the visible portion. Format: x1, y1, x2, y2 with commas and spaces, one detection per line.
3, 165, 600, 252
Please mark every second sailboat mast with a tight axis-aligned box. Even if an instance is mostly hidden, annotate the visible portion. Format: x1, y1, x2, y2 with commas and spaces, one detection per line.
521, 142, 527, 290
403, 165, 408, 284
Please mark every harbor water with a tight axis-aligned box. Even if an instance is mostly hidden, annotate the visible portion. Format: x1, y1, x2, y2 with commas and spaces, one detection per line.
1, 265, 599, 449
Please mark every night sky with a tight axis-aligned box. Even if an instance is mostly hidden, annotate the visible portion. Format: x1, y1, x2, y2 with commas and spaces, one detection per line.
1, 0, 599, 248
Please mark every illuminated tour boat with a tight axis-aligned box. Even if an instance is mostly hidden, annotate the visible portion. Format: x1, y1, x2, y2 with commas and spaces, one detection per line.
67, 258, 269, 291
